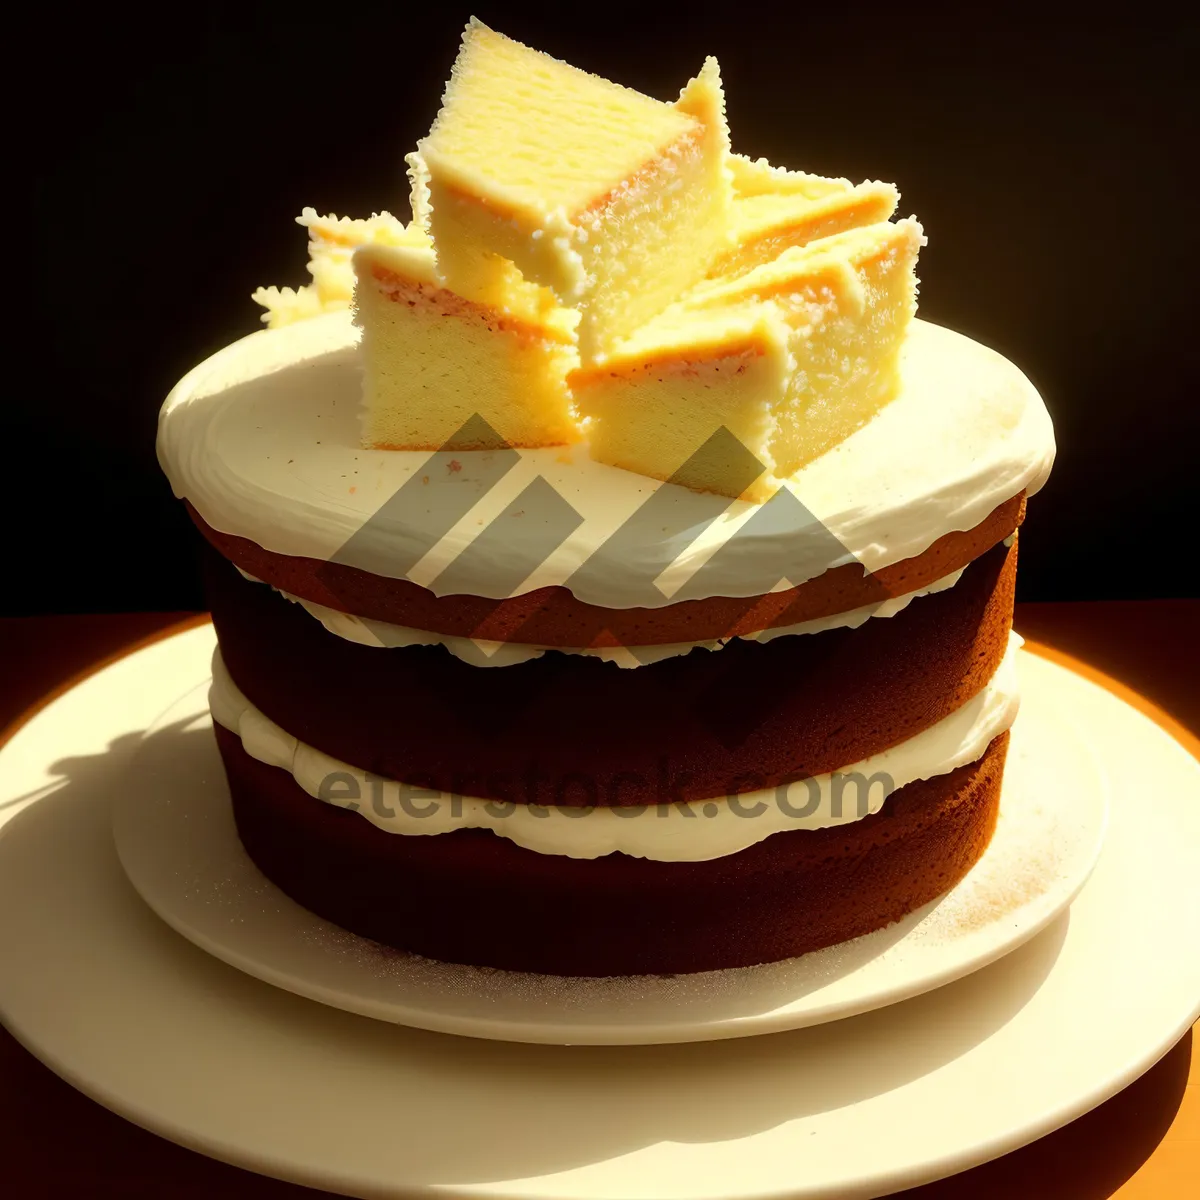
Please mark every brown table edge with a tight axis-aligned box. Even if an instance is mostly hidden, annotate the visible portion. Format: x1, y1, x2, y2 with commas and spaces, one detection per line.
1021, 638, 1200, 761
0, 613, 214, 756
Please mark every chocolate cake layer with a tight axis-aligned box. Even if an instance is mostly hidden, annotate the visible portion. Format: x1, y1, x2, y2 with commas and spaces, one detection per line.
218, 725, 1008, 975
206, 539, 1016, 807
189, 492, 1023, 645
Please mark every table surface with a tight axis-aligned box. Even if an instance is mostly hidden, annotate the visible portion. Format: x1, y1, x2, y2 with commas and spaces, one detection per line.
1, 601, 1197, 1199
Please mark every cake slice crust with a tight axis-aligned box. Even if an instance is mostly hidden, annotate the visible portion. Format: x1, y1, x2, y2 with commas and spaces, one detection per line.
354, 241, 579, 451
574, 218, 924, 499
421, 21, 732, 360
252, 208, 419, 329
720, 181, 899, 277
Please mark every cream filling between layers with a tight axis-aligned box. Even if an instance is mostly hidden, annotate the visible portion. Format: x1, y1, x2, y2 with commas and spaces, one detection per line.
241, 566, 964, 667
209, 633, 1021, 862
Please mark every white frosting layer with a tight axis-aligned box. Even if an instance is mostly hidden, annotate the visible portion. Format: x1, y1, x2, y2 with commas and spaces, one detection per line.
253, 567, 964, 667
209, 634, 1021, 862
158, 311, 1053, 608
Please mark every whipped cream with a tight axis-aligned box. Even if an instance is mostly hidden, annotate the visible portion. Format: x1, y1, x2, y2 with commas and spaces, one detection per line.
209, 633, 1022, 862
158, 311, 1053, 609
248, 566, 963, 667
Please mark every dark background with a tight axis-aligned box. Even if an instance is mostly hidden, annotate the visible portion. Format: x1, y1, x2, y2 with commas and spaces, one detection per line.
10, 2, 1197, 615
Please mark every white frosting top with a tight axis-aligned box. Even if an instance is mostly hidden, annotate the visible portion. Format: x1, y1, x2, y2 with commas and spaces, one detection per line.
209, 634, 1021, 862
255, 567, 963, 667
158, 311, 1053, 609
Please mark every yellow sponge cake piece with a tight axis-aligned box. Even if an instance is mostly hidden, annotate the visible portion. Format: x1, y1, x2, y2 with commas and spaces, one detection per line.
250, 282, 327, 329
420, 20, 732, 361
300, 210, 421, 304
252, 28, 924, 500
717, 154, 899, 277
572, 218, 924, 500
727, 153, 854, 196
252, 209, 417, 329
572, 303, 794, 498
254, 202, 578, 451
353, 240, 579, 451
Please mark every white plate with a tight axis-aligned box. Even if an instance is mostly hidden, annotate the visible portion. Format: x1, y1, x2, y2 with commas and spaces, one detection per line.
1, 624, 1198, 1200
110, 651, 1107, 1045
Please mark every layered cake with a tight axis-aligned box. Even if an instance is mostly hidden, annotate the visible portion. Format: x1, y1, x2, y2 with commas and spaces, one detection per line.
157, 21, 1055, 976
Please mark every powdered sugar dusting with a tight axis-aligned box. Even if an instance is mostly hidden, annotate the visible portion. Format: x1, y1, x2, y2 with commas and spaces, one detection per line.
923, 809, 1068, 939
